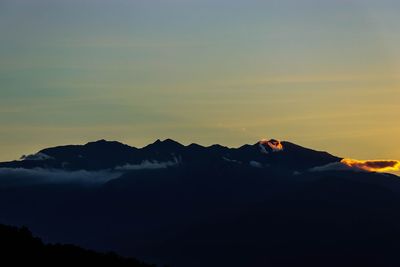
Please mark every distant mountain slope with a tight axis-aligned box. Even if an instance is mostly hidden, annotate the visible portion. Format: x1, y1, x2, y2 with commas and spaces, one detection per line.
0, 224, 155, 266
0, 138, 341, 172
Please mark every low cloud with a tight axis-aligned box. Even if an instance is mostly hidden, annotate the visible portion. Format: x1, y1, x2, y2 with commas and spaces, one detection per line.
341, 159, 400, 172
249, 161, 263, 168
115, 158, 180, 171
0, 158, 181, 187
20, 152, 54, 161
309, 162, 356, 172
222, 157, 242, 164
310, 159, 400, 173
0, 168, 121, 187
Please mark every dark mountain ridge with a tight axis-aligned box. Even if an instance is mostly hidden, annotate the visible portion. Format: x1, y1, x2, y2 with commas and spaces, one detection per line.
0, 138, 341, 172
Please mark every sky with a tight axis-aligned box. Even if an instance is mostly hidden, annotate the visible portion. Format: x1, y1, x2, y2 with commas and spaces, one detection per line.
0, 0, 399, 169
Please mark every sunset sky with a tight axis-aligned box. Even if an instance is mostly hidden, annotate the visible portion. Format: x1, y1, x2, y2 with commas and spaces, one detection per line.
0, 0, 399, 168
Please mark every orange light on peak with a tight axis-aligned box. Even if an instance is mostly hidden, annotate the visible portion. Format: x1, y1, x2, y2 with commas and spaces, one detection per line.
259, 139, 284, 152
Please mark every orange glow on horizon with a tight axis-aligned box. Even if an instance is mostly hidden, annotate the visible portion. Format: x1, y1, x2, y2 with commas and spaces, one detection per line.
341, 158, 400, 173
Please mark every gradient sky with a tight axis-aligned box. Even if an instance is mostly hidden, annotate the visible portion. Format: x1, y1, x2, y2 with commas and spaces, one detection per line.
1, 0, 399, 167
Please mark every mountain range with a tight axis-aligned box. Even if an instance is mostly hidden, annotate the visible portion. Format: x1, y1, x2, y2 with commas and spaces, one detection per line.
0, 138, 340, 172
0, 139, 399, 267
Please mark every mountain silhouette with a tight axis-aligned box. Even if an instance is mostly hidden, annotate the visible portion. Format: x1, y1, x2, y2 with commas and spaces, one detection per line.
0, 139, 399, 267
0, 138, 340, 172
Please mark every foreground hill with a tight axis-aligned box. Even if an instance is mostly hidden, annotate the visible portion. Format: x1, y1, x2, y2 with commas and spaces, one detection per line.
0, 224, 155, 266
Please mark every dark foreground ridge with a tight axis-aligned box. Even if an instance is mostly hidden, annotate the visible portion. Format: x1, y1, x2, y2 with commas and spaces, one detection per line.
0, 224, 156, 266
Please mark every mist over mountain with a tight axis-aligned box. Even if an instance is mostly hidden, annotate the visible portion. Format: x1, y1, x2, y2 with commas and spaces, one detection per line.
0, 139, 400, 267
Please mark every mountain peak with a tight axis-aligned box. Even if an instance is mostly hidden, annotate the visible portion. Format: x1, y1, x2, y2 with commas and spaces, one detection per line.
163, 138, 183, 146
258, 139, 284, 153
144, 138, 184, 150
152, 138, 182, 145
86, 139, 117, 145
85, 139, 134, 148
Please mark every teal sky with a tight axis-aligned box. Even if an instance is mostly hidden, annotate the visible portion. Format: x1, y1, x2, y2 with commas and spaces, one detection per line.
1, 0, 400, 166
